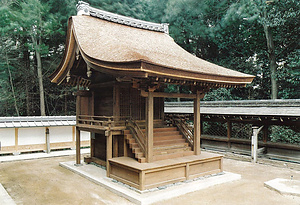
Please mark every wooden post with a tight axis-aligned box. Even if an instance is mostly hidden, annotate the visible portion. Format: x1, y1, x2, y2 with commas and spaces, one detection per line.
72, 126, 76, 149
90, 133, 95, 157
106, 131, 112, 177
123, 136, 128, 157
75, 128, 81, 165
227, 121, 232, 149
146, 91, 154, 162
193, 91, 201, 155
14, 128, 19, 155
263, 125, 269, 143
113, 135, 118, 157
45, 127, 50, 153
113, 83, 120, 119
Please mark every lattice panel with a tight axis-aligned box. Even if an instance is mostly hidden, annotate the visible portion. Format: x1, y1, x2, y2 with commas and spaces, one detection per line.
202, 121, 227, 137
231, 123, 252, 139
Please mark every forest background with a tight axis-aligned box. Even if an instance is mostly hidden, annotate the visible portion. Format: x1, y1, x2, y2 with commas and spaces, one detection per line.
0, 0, 299, 117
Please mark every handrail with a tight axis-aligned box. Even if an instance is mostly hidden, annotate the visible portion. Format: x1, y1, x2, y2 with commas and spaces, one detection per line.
77, 115, 129, 127
172, 117, 194, 147
126, 118, 146, 154
77, 115, 146, 156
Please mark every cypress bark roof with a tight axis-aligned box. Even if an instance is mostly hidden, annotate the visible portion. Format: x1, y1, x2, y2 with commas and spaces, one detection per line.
50, 3, 254, 87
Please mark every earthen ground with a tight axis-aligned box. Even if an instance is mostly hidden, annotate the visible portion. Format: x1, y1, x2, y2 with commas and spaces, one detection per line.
0, 153, 300, 205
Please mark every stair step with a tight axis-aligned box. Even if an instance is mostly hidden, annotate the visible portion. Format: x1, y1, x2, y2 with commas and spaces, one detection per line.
132, 147, 141, 153
127, 138, 136, 144
135, 152, 144, 158
124, 130, 131, 134
141, 127, 177, 133
125, 134, 133, 139
138, 157, 146, 163
153, 151, 194, 161
154, 143, 189, 150
154, 135, 183, 141
153, 131, 180, 137
154, 146, 192, 155
154, 139, 186, 146
129, 143, 139, 149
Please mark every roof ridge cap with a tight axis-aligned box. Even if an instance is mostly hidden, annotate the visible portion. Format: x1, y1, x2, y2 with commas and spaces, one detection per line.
76, 1, 169, 34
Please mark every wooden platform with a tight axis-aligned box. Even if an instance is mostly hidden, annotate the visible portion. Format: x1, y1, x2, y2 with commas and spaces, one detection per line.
108, 151, 223, 191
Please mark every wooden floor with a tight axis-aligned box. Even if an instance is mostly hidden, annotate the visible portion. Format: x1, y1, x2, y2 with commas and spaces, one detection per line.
108, 151, 223, 191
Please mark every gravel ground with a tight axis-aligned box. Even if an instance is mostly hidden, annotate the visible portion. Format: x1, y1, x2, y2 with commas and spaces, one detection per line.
0, 153, 299, 205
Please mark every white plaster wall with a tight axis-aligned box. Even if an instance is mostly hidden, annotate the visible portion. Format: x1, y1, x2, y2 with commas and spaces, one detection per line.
80, 131, 90, 141
49, 126, 73, 143
18, 127, 45, 145
0, 128, 15, 146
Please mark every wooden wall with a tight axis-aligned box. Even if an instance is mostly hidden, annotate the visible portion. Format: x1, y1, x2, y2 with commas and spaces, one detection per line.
119, 83, 164, 120
94, 86, 113, 116
94, 133, 106, 161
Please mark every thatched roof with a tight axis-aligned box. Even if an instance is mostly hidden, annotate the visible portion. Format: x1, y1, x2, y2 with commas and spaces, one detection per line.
50, 2, 254, 88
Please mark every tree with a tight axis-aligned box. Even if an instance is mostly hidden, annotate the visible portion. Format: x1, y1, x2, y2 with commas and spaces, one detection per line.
12, 0, 63, 116
224, 0, 300, 99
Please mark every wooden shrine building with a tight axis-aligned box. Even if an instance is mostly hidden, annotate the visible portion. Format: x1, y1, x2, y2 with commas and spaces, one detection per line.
50, 1, 254, 191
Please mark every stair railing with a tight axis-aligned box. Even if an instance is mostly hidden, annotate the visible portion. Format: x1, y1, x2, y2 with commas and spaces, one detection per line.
172, 116, 194, 147
126, 117, 146, 155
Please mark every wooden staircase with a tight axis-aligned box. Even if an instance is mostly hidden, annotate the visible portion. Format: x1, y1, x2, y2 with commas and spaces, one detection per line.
124, 127, 194, 163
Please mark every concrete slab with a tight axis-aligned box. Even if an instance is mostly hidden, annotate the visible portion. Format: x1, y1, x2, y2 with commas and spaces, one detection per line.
0, 148, 90, 163
0, 183, 16, 205
60, 161, 241, 205
265, 178, 300, 197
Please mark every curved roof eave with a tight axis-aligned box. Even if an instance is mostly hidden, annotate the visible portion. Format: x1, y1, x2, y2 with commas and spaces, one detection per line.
50, 16, 255, 87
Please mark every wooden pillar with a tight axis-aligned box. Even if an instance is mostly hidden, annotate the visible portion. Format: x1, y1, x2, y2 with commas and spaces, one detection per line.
113, 135, 118, 157
227, 121, 232, 149
146, 91, 154, 162
14, 128, 19, 155
113, 83, 120, 119
263, 125, 269, 143
193, 91, 201, 155
75, 128, 81, 165
90, 133, 95, 157
123, 136, 128, 157
72, 126, 76, 149
106, 131, 112, 177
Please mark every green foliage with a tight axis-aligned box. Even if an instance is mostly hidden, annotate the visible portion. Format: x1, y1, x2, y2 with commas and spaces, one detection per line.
0, 0, 299, 117
270, 126, 300, 144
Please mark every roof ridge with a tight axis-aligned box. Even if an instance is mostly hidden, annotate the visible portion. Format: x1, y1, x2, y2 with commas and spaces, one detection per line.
76, 1, 169, 34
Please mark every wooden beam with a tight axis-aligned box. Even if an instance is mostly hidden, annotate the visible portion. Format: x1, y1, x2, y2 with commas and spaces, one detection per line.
141, 90, 200, 99
146, 91, 154, 162
193, 91, 201, 155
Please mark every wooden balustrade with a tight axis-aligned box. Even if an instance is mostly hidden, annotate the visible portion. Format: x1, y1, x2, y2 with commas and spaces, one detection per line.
126, 118, 146, 155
